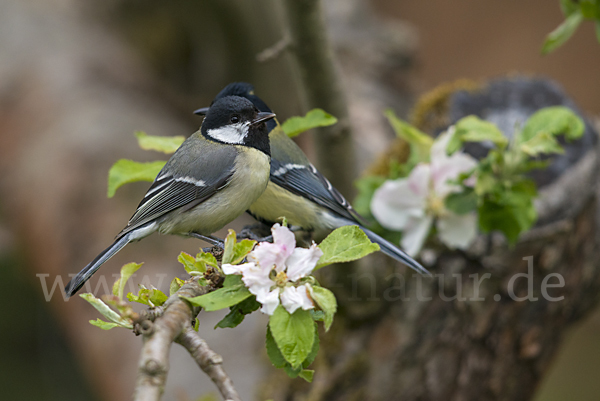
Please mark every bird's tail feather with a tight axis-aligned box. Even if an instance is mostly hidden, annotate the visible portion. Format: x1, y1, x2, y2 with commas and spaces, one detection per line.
360, 225, 431, 276
65, 234, 131, 298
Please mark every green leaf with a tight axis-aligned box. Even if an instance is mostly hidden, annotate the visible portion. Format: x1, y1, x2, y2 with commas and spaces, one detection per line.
310, 310, 325, 322
112, 262, 143, 300
579, 0, 597, 19
222, 273, 244, 288
268, 306, 315, 368
316, 226, 380, 269
215, 296, 261, 329
177, 252, 197, 272
560, 0, 579, 16
89, 318, 119, 330
303, 328, 320, 369
310, 286, 337, 331
228, 239, 256, 265
446, 129, 463, 155
80, 293, 133, 329
281, 109, 338, 138
452, 116, 508, 151
107, 159, 166, 198
474, 170, 498, 197
266, 321, 319, 381
134, 131, 185, 154
298, 370, 314, 382
520, 106, 585, 143
127, 288, 168, 307
353, 175, 386, 217
266, 327, 289, 369
179, 251, 218, 273
542, 11, 583, 54
384, 109, 433, 164
222, 230, 237, 264
195, 251, 219, 272
184, 284, 251, 311
520, 131, 564, 156
478, 182, 537, 243
169, 277, 185, 296
149, 289, 168, 306
445, 189, 478, 215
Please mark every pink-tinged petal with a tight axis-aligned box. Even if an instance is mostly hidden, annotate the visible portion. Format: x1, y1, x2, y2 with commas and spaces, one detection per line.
431, 153, 477, 197
222, 262, 253, 276
371, 179, 427, 231
281, 286, 314, 314
407, 163, 432, 198
463, 174, 477, 187
272, 223, 296, 259
256, 288, 280, 315
250, 242, 279, 269
285, 244, 323, 281
249, 224, 297, 273
400, 215, 434, 257
437, 212, 478, 250
430, 127, 454, 161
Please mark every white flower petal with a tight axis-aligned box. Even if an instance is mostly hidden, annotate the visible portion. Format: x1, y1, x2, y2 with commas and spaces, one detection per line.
249, 224, 297, 273
250, 242, 281, 270
407, 163, 432, 198
240, 264, 275, 295
222, 262, 253, 276
371, 179, 427, 231
256, 288, 280, 315
401, 215, 434, 257
431, 152, 477, 197
280, 285, 314, 314
437, 212, 478, 250
430, 127, 454, 161
296, 284, 315, 310
285, 244, 323, 281
272, 223, 296, 258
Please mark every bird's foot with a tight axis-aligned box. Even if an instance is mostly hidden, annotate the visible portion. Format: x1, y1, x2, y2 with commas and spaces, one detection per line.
187, 232, 225, 249
237, 223, 273, 243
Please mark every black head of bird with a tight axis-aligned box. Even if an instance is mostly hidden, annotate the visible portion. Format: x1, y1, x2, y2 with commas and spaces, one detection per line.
201, 95, 275, 156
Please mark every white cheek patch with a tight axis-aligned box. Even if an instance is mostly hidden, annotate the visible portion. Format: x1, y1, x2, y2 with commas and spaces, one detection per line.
206, 122, 249, 144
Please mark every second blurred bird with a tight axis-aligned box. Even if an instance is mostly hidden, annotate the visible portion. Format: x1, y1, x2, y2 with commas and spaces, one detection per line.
195, 83, 429, 275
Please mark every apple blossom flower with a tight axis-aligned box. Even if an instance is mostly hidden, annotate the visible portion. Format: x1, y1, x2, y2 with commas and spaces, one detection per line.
222, 224, 323, 315
370, 127, 478, 256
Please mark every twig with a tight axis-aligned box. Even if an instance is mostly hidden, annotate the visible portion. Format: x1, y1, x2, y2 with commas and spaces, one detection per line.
176, 325, 241, 401
134, 281, 209, 401
282, 0, 356, 197
256, 35, 291, 62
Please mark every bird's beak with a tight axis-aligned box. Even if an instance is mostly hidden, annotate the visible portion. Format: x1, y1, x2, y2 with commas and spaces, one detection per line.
193, 107, 209, 116
251, 112, 276, 126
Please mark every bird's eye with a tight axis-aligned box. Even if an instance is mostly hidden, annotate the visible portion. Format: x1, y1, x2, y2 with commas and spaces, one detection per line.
230, 115, 239, 123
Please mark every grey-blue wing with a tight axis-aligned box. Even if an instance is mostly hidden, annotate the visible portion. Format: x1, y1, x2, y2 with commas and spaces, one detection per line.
269, 158, 368, 225
117, 171, 233, 238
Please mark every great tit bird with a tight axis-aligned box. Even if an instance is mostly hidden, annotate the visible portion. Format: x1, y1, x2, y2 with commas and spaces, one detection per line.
194, 83, 429, 275
65, 95, 276, 297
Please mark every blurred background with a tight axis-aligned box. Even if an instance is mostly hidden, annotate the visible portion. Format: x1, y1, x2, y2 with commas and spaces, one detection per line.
1, 0, 599, 400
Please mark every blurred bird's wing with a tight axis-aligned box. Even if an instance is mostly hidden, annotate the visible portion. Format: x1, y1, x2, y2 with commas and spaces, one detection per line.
269, 158, 368, 225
